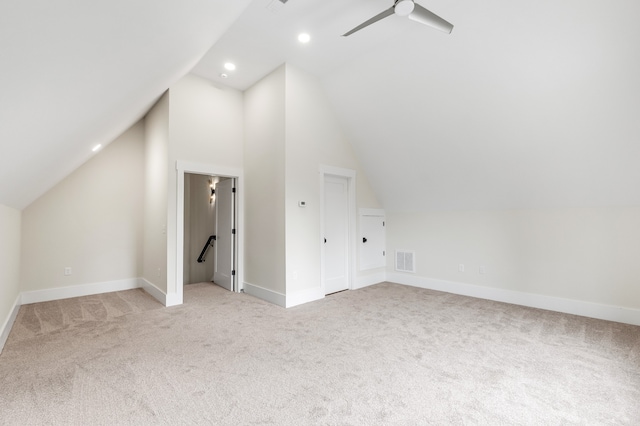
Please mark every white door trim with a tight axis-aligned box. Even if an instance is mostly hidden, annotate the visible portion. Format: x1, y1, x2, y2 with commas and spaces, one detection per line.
319, 165, 356, 295
174, 161, 244, 305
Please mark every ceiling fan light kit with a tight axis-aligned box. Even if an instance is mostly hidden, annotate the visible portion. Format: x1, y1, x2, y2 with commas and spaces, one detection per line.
343, 0, 453, 37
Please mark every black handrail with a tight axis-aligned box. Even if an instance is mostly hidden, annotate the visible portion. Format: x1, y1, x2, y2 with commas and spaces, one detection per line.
197, 235, 215, 263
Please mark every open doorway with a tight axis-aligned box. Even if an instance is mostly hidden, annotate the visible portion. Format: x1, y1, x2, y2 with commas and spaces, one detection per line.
174, 161, 244, 306
183, 174, 236, 292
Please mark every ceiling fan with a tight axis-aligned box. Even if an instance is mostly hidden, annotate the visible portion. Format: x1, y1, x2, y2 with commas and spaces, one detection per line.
343, 0, 454, 36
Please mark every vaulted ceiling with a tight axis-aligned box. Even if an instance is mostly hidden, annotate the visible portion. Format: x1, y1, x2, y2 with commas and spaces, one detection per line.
0, 0, 251, 209
2, 0, 639, 211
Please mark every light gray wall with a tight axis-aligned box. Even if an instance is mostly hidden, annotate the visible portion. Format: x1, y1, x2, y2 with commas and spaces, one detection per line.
166, 73, 244, 298
169, 75, 244, 169
284, 64, 382, 294
143, 92, 170, 293
243, 64, 384, 298
20, 121, 145, 292
0, 204, 21, 342
387, 207, 640, 310
243, 65, 287, 295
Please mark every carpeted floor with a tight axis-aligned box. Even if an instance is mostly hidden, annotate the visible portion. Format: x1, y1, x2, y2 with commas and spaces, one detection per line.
1, 282, 639, 425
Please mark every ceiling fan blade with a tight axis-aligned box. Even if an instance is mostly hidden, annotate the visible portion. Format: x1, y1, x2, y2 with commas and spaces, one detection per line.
342, 7, 395, 37
408, 4, 454, 34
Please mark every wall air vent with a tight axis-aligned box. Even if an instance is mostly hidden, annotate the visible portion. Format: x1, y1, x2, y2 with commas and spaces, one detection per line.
395, 250, 416, 273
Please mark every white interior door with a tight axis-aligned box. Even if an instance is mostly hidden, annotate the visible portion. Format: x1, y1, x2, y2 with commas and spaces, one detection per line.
213, 178, 234, 291
323, 175, 349, 294
360, 211, 386, 270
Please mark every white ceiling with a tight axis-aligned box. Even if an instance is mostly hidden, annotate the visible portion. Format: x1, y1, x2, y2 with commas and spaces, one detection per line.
2, 0, 639, 212
0, 0, 251, 209
194, 0, 640, 211
327, 0, 640, 210
191, 0, 431, 90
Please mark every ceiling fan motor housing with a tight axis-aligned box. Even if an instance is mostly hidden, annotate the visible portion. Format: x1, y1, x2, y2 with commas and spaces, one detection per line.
342, 0, 452, 37
394, 0, 415, 16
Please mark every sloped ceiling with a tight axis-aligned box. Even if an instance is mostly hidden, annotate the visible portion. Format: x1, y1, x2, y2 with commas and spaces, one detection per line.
2, 0, 639, 212
322, 0, 640, 210
194, 0, 640, 211
0, 0, 251, 209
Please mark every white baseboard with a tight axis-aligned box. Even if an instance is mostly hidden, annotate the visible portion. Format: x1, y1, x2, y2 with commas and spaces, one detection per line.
0, 294, 22, 354
388, 272, 640, 326
139, 278, 167, 306
286, 286, 324, 308
243, 282, 286, 308
354, 271, 386, 290
21, 278, 142, 305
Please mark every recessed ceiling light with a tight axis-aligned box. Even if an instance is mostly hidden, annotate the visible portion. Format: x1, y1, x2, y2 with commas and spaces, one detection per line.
92, 144, 102, 152
224, 62, 236, 71
298, 33, 311, 43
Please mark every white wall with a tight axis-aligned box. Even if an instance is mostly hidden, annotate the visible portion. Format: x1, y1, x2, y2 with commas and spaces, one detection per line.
242, 64, 384, 305
387, 207, 640, 314
0, 204, 21, 350
143, 93, 170, 293
243, 65, 287, 296
20, 121, 145, 292
14, 73, 244, 307
166, 74, 244, 299
284, 64, 382, 295
168, 75, 244, 169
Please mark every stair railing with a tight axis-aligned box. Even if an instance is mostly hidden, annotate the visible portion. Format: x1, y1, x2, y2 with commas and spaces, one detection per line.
197, 235, 216, 263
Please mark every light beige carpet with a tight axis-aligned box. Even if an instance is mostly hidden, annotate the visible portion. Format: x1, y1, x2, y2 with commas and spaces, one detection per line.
1, 282, 639, 425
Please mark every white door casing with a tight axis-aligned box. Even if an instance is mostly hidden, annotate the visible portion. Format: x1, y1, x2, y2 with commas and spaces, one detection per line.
213, 178, 235, 292
175, 160, 244, 307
